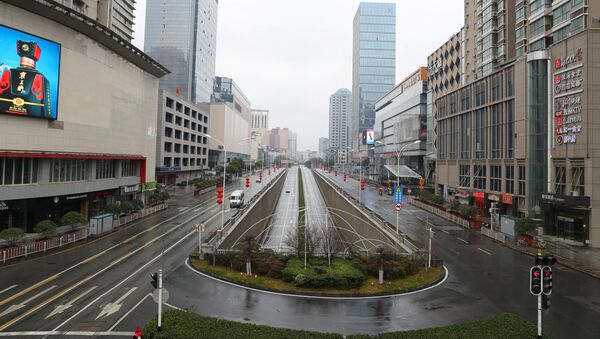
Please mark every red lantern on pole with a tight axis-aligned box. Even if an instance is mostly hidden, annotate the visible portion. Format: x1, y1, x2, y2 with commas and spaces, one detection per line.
343, 172, 347, 181
360, 180, 365, 191
246, 177, 250, 188
216, 188, 223, 204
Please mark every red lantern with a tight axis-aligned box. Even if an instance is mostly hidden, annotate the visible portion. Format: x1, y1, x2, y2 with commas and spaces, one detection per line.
217, 199, 223, 205
217, 193, 223, 199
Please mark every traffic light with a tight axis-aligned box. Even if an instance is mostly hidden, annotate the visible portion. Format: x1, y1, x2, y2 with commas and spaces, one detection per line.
245, 177, 250, 188
216, 187, 223, 205
530, 266, 542, 295
151, 272, 158, 289
542, 266, 553, 295
360, 179, 365, 191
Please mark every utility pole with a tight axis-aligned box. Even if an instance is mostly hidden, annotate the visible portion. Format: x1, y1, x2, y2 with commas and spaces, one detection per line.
158, 269, 163, 332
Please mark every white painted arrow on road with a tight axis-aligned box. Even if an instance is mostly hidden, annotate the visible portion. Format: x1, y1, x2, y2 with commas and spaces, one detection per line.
95, 287, 137, 320
0, 285, 56, 318
45, 286, 97, 319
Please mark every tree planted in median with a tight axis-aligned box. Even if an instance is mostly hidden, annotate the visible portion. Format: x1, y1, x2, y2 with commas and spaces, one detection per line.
0, 227, 25, 245
34, 220, 57, 238
60, 211, 86, 230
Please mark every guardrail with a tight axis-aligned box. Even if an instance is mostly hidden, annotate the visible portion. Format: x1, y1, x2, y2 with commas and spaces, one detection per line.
1, 228, 88, 264
481, 226, 507, 243
113, 203, 169, 228
405, 196, 471, 229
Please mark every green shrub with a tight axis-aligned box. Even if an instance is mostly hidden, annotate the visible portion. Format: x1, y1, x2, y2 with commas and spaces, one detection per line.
130, 199, 144, 211
351, 252, 425, 280
205, 253, 287, 279
120, 201, 134, 214
282, 257, 365, 289
516, 217, 537, 234
0, 227, 25, 245
34, 220, 57, 238
60, 211, 86, 229
445, 199, 461, 211
158, 191, 170, 201
104, 203, 122, 215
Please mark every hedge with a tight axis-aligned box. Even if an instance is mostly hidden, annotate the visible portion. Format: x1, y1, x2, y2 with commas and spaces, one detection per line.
281, 257, 365, 289
351, 252, 426, 280
143, 311, 545, 338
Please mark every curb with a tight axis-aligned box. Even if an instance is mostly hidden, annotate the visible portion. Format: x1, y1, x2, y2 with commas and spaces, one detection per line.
186, 257, 448, 299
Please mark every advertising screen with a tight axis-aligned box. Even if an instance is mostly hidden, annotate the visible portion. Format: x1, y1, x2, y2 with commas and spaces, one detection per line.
362, 129, 375, 145
0, 25, 61, 120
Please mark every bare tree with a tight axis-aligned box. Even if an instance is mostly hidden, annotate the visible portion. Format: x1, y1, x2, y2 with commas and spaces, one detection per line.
320, 225, 346, 268
240, 235, 259, 275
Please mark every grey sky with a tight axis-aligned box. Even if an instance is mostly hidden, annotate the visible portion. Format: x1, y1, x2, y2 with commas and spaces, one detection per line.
133, 1, 463, 151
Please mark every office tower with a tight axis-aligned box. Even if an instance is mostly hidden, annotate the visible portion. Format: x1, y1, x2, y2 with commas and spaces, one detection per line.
329, 88, 352, 162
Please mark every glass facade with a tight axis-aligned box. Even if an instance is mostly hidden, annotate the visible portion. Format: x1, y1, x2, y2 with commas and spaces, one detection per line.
352, 2, 396, 147
144, 0, 218, 103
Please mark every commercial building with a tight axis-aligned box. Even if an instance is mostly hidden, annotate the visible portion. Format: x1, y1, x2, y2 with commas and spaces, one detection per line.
56, 0, 135, 42
351, 2, 396, 160
268, 127, 289, 159
374, 68, 428, 182
144, 0, 218, 103
319, 137, 329, 159
288, 131, 298, 161
251, 109, 269, 162
434, 0, 600, 247
0, 0, 168, 231
328, 88, 351, 163
155, 89, 210, 185
208, 77, 252, 168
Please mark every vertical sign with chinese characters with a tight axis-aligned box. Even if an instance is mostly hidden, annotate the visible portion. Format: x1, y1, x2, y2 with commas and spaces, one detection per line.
553, 48, 583, 146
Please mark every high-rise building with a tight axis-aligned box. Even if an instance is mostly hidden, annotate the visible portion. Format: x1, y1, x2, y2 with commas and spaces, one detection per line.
329, 88, 351, 163
318, 137, 329, 159
351, 2, 396, 157
268, 127, 289, 158
251, 109, 270, 162
56, 0, 135, 42
288, 132, 298, 161
144, 0, 218, 103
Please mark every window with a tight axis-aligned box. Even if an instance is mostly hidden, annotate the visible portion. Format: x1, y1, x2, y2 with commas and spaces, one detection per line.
459, 165, 471, 188
174, 144, 181, 153
96, 159, 116, 179
164, 142, 172, 152
183, 145, 189, 154
49, 159, 86, 183
175, 116, 182, 126
184, 106, 190, 116
506, 100, 514, 158
166, 97, 174, 108
175, 102, 183, 112
0, 158, 39, 185
460, 113, 471, 159
475, 108, 487, 159
191, 134, 196, 142
183, 132, 189, 141
474, 165, 487, 189
121, 160, 138, 177
165, 113, 173, 123
164, 157, 171, 167
184, 120, 190, 128
554, 165, 566, 195
506, 165, 514, 194
190, 158, 195, 166
165, 127, 173, 138
491, 104, 502, 159
519, 165, 526, 195
491, 73, 503, 101
175, 130, 182, 139
460, 87, 471, 111
490, 165, 501, 192
438, 119, 447, 159
174, 158, 180, 166
183, 158, 188, 166
553, 2, 572, 27
191, 122, 196, 130
571, 165, 584, 196
449, 117, 457, 159
475, 80, 487, 106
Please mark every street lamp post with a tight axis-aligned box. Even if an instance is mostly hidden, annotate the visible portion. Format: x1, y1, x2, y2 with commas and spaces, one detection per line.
206, 135, 227, 232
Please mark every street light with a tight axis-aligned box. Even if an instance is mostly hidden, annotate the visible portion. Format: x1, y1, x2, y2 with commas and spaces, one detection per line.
206, 134, 227, 232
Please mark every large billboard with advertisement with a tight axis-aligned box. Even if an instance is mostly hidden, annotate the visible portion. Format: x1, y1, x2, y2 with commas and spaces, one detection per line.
0, 25, 61, 120
361, 128, 375, 145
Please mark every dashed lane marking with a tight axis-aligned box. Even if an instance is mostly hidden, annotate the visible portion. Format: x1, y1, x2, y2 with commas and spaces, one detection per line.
0, 286, 17, 296
458, 238, 469, 244
478, 248, 492, 256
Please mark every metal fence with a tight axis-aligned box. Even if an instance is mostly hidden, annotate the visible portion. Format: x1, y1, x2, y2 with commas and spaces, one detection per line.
1, 228, 88, 263
405, 196, 471, 229
1, 203, 169, 264
481, 226, 507, 243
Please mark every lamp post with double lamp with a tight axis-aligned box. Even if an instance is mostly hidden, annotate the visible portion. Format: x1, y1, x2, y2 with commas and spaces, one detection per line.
376, 139, 421, 234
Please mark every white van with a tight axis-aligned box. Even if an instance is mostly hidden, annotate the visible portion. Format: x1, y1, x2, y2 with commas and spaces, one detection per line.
230, 190, 245, 208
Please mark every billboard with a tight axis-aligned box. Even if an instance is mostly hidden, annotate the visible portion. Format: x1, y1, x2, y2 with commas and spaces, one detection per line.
362, 129, 375, 145
0, 25, 61, 120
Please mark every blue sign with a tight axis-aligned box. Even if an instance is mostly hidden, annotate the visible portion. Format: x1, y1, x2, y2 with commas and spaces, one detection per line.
394, 185, 403, 203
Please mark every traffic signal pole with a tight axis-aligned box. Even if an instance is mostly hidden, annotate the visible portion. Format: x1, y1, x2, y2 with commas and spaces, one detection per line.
537, 292, 542, 339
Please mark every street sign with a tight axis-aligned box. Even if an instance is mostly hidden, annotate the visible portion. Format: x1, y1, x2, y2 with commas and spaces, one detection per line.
393, 185, 403, 203
196, 223, 205, 232
395, 203, 402, 211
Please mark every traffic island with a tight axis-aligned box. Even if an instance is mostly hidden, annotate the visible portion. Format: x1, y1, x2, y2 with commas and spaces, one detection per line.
142, 310, 546, 338
189, 255, 445, 297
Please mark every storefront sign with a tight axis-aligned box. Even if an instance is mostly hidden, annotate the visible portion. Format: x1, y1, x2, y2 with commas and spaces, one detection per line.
120, 184, 140, 195
553, 49, 584, 146
502, 194, 513, 205
66, 194, 87, 200
0, 201, 8, 211
156, 166, 181, 173
540, 192, 590, 208
488, 194, 500, 202
142, 181, 158, 192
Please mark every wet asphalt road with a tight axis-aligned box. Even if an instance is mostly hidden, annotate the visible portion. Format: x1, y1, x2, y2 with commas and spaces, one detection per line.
261, 166, 298, 253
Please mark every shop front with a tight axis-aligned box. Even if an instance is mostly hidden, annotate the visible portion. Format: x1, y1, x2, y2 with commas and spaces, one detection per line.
540, 193, 590, 246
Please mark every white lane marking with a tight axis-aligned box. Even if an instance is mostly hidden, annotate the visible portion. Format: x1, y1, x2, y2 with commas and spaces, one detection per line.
193, 207, 203, 212
0, 331, 132, 337
95, 287, 137, 320
440, 229, 450, 235
46, 286, 97, 319
107, 293, 150, 332
186, 259, 449, 300
0, 286, 17, 296
53, 226, 201, 330
478, 248, 492, 256
0, 285, 57, 318
164, 302, 183, 311
457, 238, 469, 244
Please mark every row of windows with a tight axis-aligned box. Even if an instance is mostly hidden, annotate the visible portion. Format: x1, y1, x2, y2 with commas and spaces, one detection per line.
438, 100, 514, 160
164, 157, 207, 167
0, 158, 38, 185
458, 164, 526, 195
164, 142, 208, 155
164, 127, 208, 144
50, 159, 87, 183
165, 113, 208, 133
554, 163, 585, 196
165, 97, 208, 123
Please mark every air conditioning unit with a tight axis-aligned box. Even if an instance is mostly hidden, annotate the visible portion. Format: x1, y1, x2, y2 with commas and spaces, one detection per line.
572, 190, 579, 197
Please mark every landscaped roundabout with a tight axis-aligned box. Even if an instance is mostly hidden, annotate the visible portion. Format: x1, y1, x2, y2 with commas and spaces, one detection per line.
189, 248, 446, 297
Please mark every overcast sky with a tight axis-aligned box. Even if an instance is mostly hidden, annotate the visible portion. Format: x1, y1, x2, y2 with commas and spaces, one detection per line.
133, 1, 463, 151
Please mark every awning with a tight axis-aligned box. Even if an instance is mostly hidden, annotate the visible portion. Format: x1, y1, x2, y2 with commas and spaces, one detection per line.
384, 165, 422, 179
